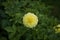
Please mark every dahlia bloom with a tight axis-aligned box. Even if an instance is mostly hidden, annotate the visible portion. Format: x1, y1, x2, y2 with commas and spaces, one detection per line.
23, 12, 38, 28
56, 24, 60, 27
54, 24, 60, 33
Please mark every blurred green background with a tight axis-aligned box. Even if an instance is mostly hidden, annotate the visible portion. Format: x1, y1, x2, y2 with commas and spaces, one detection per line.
0, 0, 60, 40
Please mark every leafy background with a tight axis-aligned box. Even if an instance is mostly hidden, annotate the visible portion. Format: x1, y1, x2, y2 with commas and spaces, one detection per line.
0, 0, 60, 40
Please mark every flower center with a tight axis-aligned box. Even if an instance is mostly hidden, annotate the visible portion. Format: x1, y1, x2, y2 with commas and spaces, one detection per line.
27, 17, 33, 24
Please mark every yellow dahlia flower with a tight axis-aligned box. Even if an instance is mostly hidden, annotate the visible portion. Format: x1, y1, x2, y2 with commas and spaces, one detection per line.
23, 12, 38, 28
56, 24, 60, 27
54, 24, 60, 33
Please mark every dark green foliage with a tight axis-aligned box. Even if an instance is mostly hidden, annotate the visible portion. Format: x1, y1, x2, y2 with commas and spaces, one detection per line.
41, 0, 60, 20
0, 0, 60, 40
